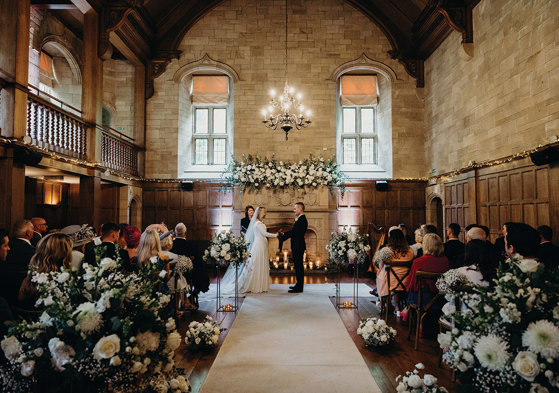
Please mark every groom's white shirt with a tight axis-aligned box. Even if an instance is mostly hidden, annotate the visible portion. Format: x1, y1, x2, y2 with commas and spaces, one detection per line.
295, 213, 305, 222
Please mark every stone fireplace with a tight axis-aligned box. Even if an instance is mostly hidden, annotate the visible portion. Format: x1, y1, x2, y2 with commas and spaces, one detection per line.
233, 186, 338, 264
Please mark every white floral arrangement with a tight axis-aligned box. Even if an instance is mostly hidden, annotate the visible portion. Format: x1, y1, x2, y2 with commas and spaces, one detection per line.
374, 247, 394, 267
0, 253, 190, 393
203, 230, 250, 267
395, 363, 448, 393
436, 269, 469, 295
184, 316, 225, 351
221, 154, 347, 194
174, 255, 193, 275
438, 255, 559, 393
357, 317, 397, 348
326, 228, 370, 265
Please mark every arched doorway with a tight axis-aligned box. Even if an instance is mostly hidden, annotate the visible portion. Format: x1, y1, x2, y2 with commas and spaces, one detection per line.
429, 196, 444, 238
129, 198, 140, 228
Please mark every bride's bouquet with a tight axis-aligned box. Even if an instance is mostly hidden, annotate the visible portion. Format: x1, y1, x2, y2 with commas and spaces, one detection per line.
326, 228, 370, 265
357, 317, 397, 348
0, 253, 190, 393
203, 230, 250, 267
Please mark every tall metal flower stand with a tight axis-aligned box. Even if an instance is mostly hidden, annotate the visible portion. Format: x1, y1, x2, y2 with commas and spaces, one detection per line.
335, 259, 359, 309
216, 261, 241, 313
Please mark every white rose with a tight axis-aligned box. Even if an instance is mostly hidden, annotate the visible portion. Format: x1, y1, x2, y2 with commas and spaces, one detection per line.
110, 355, 121, 366
131, 361, 143, 373
56, 272, 70, 283
437, 333, 452, 348
33, 348, 43, 357
159, 270, 167, 278
222, 243, 230, 251
169, 379, 179, 389
517, 259, 540, 273
20, 360, 35, 377
43, 296, 54, 306
513, 351, 540, 382
423, 374, 437, 387
211, 335, 219, 343
195, 338, 201, 345
167, 332, 182, 351
93, 334, 121, 360
1, 336, 22, 361
407, 374, 423, 388
100, 258, 117, 271
347, 249, 357, 260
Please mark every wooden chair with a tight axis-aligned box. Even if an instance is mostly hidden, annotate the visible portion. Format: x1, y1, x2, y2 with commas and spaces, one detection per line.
407, 270, 443, 350
366, 223, 385, 275
382, 260, 413, 320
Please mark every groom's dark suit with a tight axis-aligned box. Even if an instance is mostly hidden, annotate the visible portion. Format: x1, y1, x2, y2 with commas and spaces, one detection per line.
281, 214, 308, 291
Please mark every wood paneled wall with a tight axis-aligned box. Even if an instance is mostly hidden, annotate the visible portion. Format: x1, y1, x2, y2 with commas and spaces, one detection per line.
338, 181, 427, 235
438, 159, 559, 243
142, 182, 233, 240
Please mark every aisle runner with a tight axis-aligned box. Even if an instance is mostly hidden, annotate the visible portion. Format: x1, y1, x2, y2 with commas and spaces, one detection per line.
199, 284, 382, 393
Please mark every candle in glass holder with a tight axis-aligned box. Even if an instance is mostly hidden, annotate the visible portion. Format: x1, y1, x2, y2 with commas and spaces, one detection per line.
303, 263, 307, 270
316, 259, 320, 268
283, 262, 288, 270
274, 262, 278, 269
303, 251, 307, 262
309, 262, 314, 270
276, 256, 279, 262
283, 250, 288, 262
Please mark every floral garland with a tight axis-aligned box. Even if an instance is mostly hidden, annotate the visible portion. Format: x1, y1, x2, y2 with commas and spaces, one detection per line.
357, 317, 396, 348
221, 154, 347, 195
203, 230, 250, 267
0, 253, 189, 393
326, 228, 370, 265
438, 255, 559, 393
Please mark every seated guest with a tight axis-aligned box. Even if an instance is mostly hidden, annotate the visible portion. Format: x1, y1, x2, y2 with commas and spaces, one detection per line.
171, 223, 210, 295
375, 227, 414, 313
505, 223, 541, 261
456, 239, 498, 286
60, 224, 95, 271
123, 226, 141, 261
240, 205, 255, 235
18, 233, 72, 309
493, 222, 513, 258
444, 223, 464, 268
160, 232, 178, 261
0, 228, 15, 327
136, 229, 164, 268
83, 222, 130, 267
171, 223, 192, 256
423, 224, 438, 235
454, 226, 488, 268
410, 227, 425, 257
6, 220, 36, 270
537, 225, 559, 270
403, 233, 450, 316
30, 217, 48, 246
118, 224, 129, 251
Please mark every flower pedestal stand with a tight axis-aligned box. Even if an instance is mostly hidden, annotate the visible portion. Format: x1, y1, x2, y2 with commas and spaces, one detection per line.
216, 262, 241, 313
335, 261, 359, 309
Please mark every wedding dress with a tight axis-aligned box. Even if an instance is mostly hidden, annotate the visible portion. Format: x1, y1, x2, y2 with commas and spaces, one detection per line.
219, 207, 276, 294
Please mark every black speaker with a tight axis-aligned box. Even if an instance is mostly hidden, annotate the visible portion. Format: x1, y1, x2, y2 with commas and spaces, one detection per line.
375, 180, 388, 192
14, 146, 43, 166
530, 146, 559, 166
181, 181, 194, 191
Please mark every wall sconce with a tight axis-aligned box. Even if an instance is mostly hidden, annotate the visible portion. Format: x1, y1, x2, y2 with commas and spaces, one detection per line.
43, 182, 62, 205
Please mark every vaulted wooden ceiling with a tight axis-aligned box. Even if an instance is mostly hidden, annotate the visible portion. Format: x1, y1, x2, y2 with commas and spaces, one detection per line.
33, 0, 481, 94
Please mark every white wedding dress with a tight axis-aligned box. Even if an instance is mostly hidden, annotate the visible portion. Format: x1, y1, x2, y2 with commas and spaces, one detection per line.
239, 221, 276, 293
219, 208, 276, 295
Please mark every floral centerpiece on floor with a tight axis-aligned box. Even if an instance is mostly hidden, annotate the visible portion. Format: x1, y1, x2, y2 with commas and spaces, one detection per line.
184, 316, 225, 351
326, 228, 370, 265
395, 363, 448, 392
221, 154, 347, 195
437, 255, 559, 393
203, 230, 250, 267
0, 253, 190, 393
357, 317, 397, 348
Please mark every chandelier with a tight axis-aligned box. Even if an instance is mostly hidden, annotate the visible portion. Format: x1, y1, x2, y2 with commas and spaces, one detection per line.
261, 0, 311, 140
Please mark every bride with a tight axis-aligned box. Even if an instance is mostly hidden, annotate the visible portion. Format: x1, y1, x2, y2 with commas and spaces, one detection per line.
220, 207, 277, 294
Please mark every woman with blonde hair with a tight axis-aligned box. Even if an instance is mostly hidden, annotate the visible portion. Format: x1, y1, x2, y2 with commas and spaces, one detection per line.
135, 229, 163, 267
18, 233, 73, 308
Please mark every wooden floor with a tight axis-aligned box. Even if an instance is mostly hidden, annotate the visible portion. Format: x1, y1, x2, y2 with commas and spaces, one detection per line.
174, 273, 455, 393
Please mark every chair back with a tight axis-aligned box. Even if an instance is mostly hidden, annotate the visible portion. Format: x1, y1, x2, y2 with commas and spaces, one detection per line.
367, 223, 385, 273
416, 270, 443, 310
385, 260, 413, 291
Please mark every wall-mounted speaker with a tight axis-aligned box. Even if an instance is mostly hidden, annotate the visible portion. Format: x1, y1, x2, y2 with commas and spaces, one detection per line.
530, 146, 559, 166
375, 180, 388, 192
181, 181, 194, 191
14, 146, 43, 166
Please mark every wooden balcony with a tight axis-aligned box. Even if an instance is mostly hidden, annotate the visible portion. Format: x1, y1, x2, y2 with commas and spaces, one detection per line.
25, 85, 141, 177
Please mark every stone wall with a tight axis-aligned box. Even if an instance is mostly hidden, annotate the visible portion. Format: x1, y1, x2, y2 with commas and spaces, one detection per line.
146, 0, 424, 179
103, 59, 135, 139
424, 0, 559, 176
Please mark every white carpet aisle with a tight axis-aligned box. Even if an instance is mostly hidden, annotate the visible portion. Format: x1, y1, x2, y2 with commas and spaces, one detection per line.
199, 284, 382, 393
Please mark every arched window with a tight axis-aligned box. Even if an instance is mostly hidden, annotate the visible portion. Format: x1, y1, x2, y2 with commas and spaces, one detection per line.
332, 55, 395, 179
174, 55, 239, 179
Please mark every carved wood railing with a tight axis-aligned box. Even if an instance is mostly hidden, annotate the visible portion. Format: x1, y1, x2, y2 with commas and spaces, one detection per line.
26, 87, 87, 160
100, 126, 139, 176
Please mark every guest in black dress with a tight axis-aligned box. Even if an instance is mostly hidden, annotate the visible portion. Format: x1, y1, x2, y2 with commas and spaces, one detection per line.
240, 205, 255, 235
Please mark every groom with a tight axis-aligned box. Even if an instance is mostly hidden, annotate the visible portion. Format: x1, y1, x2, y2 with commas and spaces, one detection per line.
279, 202, 308, 293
